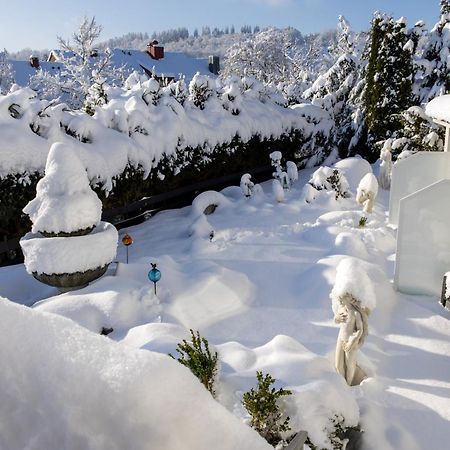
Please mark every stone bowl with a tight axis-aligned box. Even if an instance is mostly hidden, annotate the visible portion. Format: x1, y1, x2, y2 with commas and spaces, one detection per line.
32, 265, 109, 292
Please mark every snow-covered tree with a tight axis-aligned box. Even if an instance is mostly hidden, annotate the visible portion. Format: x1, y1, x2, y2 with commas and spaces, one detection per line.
84, 73, 109, 115
304, 17, 361, 157
362, 14, 414, 158
0, 49, 14, 95
415, 1, 450, 102
387, 106, 444, 158
30, 16, 122, 110
188, 73, 214, 109
221, 27, 307, 101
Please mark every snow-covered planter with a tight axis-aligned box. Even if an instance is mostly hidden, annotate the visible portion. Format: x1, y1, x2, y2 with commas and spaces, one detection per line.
20, 142, 118, 290
21, 222, 117, 287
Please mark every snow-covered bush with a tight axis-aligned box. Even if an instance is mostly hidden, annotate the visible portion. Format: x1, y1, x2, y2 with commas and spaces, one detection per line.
378, 139, 393, 190
272, 179, 285, 202
240, 173, 255, 197
286, 161, 298, 184
281, 171, 290, 190
309, 167, 350, 200
385, 106, 444, 159
242, 371, 292, 447
269, 150, 283, 180
169, 329, 219, 397
189, 73, 214, 109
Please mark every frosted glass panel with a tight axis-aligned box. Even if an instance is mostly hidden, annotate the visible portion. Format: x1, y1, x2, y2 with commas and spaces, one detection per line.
395, 180, 450, 296
389, 152, 450, 225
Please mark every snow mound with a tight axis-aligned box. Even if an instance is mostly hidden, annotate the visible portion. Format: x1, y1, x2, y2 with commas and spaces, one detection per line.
121, 322, 190, 354
330, 257, 377, 312
334, 157, 372, 192
191, 190, 232, 218
334, 232, 370, 260
23, 142, 102, 234
0, 297, 271, 450
21, 221, 118, 275
34, 276, 162, 335
167, 264, 255, 331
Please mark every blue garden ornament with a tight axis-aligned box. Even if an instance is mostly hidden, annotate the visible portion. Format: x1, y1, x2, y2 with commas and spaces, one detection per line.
148, 263, 161, 295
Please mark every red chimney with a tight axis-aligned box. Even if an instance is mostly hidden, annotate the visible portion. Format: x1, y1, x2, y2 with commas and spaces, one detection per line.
29, 56, 40, 69
147, 40, 164, 60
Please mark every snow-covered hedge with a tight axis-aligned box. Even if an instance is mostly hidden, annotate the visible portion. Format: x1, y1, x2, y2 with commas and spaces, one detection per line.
0, 75, 333, 241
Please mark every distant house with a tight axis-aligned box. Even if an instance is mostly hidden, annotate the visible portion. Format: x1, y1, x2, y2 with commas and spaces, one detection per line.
8, 56, 64, 87
46, 43, 218, 85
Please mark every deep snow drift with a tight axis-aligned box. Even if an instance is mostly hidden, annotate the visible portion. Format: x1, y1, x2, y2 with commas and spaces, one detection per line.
1, 157, 449, 450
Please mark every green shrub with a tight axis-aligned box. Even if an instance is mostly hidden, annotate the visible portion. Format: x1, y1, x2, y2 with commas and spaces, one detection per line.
242, 371, 292, 447
358, 216, 367, 227
169, 329, 218, 397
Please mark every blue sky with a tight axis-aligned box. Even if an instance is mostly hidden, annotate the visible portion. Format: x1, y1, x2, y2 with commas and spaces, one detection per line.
1, 0, 441, 52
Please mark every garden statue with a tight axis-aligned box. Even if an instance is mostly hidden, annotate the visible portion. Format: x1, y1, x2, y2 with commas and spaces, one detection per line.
356, 173, 378, 214
334, 293, 369, 386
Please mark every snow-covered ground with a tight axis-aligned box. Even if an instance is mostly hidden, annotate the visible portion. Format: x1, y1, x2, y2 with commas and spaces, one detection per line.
1, 158, 449, 450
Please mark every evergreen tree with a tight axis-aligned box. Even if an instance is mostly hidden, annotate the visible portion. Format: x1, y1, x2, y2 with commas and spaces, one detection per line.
362, 14, 414, 158
418, 1, 450, 101
305, 17, 360, 158
84, 73, 109, 115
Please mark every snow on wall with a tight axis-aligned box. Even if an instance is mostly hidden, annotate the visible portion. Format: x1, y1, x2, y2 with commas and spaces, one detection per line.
0, 77, 332, 189
0, 297, 271, 450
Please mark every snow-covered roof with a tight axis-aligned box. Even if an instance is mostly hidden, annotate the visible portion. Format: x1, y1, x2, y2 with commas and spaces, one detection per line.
9, 60, 64, 87
109, 48, 213, 80
45, 47, 214, 82
425, 94, 450, 125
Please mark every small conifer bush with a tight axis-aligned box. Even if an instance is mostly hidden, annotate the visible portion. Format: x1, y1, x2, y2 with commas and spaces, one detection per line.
169, 329, 218, 397
358, 216, 367, 227
242, 371, 292, 446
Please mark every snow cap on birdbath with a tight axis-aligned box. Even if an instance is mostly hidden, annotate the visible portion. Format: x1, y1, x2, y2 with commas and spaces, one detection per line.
425, 94, 450, 152
23, 142, 102, 236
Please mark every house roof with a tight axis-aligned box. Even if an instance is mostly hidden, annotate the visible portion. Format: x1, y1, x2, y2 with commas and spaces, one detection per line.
110, 48, 213, 80
9, 60, 65, 87
46, 47, 214, 81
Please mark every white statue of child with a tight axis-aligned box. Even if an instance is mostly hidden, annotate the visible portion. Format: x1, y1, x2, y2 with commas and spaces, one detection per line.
334, 293, 369, 386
